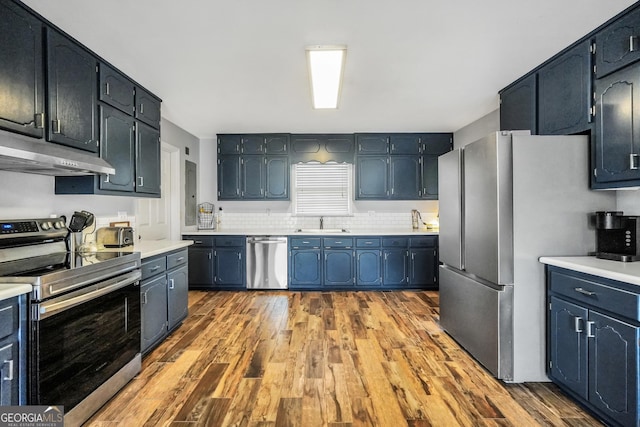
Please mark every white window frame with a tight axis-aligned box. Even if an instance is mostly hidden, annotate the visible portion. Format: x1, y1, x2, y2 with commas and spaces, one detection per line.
292, 162, 353, 216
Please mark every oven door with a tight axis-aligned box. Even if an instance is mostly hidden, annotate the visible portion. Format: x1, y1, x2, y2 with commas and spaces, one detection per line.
29, 270, 141, 410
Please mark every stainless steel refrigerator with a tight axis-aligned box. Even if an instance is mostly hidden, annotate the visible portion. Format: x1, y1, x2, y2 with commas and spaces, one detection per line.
438, 131, 616, 382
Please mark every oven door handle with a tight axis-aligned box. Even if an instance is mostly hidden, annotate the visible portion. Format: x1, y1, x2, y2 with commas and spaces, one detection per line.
34, 270, 141, 320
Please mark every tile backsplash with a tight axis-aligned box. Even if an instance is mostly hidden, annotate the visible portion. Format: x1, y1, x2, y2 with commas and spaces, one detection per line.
215, 211, 438, 231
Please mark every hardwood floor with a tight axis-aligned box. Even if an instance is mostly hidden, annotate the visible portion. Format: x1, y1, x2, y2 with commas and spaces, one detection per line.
86, 291, 603, 426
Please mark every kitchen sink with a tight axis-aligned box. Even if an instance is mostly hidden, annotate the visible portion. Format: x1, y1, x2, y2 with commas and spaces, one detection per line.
295, 228, 349, 233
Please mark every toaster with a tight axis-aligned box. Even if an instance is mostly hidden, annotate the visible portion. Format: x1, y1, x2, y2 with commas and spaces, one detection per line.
96, 227, 134, 248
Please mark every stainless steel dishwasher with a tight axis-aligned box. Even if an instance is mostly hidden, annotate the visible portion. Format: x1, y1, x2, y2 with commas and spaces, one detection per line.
246, 236, 288, 289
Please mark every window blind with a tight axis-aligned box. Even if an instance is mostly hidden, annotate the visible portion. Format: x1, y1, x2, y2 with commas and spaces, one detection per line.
292, 163, 353, 216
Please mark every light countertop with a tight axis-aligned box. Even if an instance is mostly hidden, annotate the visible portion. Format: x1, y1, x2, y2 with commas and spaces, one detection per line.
182, 228, 439, 236
105, 239, 193, 259
0, 283, 32, 302
539, 256, 640, 286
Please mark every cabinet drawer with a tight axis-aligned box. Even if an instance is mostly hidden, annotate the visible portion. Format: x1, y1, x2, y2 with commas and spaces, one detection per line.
382, 237, 408, 247
167, 249, 188, 270
215, 236, 245, 247
549, 269, 640, 321
290, 237, 321, 248
0, 301, 16, 341
356, 238, 381, 248
410, 236, 437, 247
184, 236, 214, 247
141, 257, 166, 280
323, 237, 353, 248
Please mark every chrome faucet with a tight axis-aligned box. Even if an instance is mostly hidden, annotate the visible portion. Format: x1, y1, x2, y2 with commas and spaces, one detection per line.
320, 216, 324, 229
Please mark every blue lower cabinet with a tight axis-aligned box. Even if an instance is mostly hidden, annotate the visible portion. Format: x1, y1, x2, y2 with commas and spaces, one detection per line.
214, 248, 245, 289
356, 249, 382, 286
409, 248, 438, 289
547, 266, 639, 427
290, 249, 322, 288
383, 249, 409, 287
324, 250, 354, 287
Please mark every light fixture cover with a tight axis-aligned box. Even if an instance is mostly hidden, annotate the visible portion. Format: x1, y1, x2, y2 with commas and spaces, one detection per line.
306, 45, 346, 109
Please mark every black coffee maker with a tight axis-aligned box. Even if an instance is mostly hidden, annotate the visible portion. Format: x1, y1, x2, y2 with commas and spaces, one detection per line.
594, 211, 640, 262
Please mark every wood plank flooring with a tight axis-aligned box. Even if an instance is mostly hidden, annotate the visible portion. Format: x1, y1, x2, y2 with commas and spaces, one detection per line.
86, 291, 603, 426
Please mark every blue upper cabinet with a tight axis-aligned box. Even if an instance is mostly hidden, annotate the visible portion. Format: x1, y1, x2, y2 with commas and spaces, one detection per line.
538, 40, 593, 136
218, 134, 290, 200
499, 73, 537, 134
596, 7, 640, 78
355, 133, 452, 200
135, 86, 161, 130
46, 28, 99, 153
99, 62, 135, 116
290, 134, 354, 163
0, 0, 44, 138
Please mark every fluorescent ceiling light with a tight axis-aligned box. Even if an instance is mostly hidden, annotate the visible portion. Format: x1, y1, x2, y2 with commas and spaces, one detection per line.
306, 45, 346, 109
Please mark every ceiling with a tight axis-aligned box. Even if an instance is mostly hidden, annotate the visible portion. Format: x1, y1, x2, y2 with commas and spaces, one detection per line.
21, 0, 637, 139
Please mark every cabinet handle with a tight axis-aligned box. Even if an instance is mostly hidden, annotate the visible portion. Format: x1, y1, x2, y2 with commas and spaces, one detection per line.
52, 119, 61, 134
574, 287, 596, 296
194, 240, 203, 244
630, 35, 639, 52
586, 320, 595, 338
142, 292, 147, 305
169, 279, 175, 290
574, 316, 583, 333
176, 257, 185, 262
105, 82, 110, 95
150, 266, 160, 272
208, 253, 212, 260
104, 174, 110, 183
3, 359, 13, 381
34, 113, 44, 129
138, 176, 144, 187
139, 103, 144, 114
630, 154, 639, 170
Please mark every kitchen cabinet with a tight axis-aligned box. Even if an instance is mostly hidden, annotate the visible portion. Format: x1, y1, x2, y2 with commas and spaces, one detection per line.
0, 0, 44, 138
355, 133, 451, 200
290, 134, 354, 163
141, 249, 189, 355
500, 73, 537, 134
537, 40, 593, 135
547, 266, 639, 427
135, 87, 161, 130
595, 6, 640, 78
183, 235, 245, 289
323, 238, 355, 287
98, 105, 135, 192
135, 121, 161, 195
356, 238, 382, 287
409, 237, 438, 289
45, 28, 99, 153
593, 61, 640, 185
218, 134, 290, 201
99, 62, 135, 116
0, 296, 25, 405
289, 238, 322, 289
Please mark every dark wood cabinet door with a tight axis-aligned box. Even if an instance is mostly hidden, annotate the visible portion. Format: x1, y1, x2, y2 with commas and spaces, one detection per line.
218, 156, 241, 199
99, 62, 135, 116
549, 296, 589, 399
46, 28, 98, 152
135, 121, 161, 195
241, 155, 265, 199
389, 156, 420, 199
594, 62, 640, 183
500, 74, 537, 134
538, 40, 592, 135
588, 311, 639, 426
596, 7, 640, 78
357, 156, 388, 199
0, 1, 44, 138
135, 87, 161, 129
99, 105, 135, 192
265, 156, 289, 199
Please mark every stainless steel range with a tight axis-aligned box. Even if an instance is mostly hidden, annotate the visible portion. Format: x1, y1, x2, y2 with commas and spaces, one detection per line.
0, 217, 142, 427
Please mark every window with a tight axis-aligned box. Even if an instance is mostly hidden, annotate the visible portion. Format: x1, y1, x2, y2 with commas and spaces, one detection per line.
292, 162, 353, 216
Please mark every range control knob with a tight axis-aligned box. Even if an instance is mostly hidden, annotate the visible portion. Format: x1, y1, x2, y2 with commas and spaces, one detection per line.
40, 222, 52, 231
54, 220, 65, 229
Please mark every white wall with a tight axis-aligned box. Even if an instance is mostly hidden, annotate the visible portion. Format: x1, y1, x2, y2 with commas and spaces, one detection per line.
453, 109, 500, 148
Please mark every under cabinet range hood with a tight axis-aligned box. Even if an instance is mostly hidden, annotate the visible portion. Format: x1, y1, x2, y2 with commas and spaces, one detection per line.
0, 135, 115, 176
